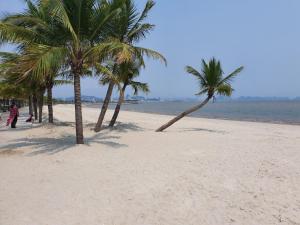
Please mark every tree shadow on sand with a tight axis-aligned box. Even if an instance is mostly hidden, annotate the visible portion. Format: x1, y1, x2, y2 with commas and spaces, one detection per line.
0, 119, 145, 156
0, 110, 56, 132
102, 122, 145, 133
0, 116, 44, 132
0, 131, 130, 157
179, 128, 227, 134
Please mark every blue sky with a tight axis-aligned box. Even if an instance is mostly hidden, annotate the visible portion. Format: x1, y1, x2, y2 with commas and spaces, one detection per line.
1, 0, 300, 98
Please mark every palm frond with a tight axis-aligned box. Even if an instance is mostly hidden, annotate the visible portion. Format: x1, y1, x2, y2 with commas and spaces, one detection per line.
195, 88, 209, 96
48, 0, 78, 45
135, 47, 167, 65
188, 58, 243, 98
96, 63, 120, 85
0, 22, 38, 44
218, 66, 244, 86
185, 65, 206, 86
89, 1, 122, 41
216, 83, 233, 96
17, 44, 68, 81
129, 0, 155, 35
53, 79, 73, 86
129, 81, 149, 95
128, 23, 154, 43
0, 51, 19, 62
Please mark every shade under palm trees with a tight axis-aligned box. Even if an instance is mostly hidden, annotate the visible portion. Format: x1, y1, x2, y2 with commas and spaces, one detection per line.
156, 58, 244, 132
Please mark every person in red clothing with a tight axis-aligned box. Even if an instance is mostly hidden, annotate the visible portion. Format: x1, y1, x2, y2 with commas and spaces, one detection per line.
6, 103, 19, 128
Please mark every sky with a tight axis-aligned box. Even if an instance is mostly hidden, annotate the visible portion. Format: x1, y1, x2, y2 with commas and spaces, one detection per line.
0, 0, 300, 99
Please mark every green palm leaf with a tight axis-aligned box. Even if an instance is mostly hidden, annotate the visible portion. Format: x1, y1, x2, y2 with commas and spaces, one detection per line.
218, 66, 244, 86
185, 65, 207, 86
129, 81, 149, 95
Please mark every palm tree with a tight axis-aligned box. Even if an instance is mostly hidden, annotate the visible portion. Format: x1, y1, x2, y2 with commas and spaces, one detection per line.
156, 58, 244, 132
0, 45, 73, 124
99, 60, 149, 127
0, 0, 131, 144
0, 52, 36, 116
94, 0, 166, 132
0, 0, 165, 142
47, 78, 73, 123
1, 1, 59, 123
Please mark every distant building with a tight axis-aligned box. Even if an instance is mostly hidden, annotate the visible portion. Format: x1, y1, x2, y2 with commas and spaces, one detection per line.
64, 96, 103, 103
146, 97, 161, 102
125, 95, 145, 101
125, 95, 161, 102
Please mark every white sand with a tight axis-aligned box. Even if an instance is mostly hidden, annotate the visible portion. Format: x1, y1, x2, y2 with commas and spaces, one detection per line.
0, 104, 300, 225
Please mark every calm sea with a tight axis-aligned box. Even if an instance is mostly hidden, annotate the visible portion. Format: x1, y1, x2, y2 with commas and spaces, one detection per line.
89, 101, 300, 125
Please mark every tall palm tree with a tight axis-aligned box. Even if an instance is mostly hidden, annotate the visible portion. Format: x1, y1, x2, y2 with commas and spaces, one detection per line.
94, 0, 166, 132
156, 58, 244, 132
99, 60, 149, 127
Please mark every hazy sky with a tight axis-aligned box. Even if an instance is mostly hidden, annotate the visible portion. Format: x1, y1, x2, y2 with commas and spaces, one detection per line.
1, 0, 300, 98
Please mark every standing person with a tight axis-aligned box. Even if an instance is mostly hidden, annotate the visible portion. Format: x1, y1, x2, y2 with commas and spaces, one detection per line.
6, 103, 19, 128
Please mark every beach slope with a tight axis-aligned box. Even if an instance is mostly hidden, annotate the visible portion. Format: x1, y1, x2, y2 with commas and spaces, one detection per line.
0, 104, 300, 225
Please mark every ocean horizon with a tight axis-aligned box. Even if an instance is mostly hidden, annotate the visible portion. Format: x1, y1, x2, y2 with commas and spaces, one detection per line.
87, 100, 300, 125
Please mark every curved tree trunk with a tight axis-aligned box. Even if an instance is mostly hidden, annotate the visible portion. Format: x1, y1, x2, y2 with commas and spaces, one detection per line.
156, 96, 211, 132
33, 93, 38, 120
47, 85, 54, 123
73, 73, 84, 144
109, 83, 127, 127
38, 91, 44, 123
94, 81, 115, 132
28, 95, 33, 115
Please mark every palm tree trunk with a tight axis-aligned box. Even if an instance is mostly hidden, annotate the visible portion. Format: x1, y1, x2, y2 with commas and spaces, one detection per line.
156, 96, 211, 132
33, 93, 38, 120
38, 91, 44, 123
94, 81, 114, 132
109, 83, 127, 127
73, 73, 84, 144
47, 85, 54, 123
28, 95, 33, 115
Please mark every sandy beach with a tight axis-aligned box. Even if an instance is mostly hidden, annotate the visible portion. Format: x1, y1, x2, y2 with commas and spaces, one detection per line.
0, 104, 300, 225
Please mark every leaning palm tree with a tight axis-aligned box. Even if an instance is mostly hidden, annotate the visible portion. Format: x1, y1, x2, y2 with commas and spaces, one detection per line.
156, 58, 244, 132
99, 60, 149, 127
94, 0, 166, 132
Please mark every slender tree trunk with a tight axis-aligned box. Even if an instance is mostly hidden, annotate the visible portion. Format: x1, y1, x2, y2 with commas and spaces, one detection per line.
73, 73, 84, 144
109, 83, 127, 127
94, 81, 115, 132
33, 93, 38, 120
47, 85, 54, 123
156, 96, 212, 132
38, 91, 44, 123
28, 95, 33, 115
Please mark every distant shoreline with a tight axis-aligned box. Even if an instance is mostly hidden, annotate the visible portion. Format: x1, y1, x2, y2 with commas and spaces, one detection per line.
82, 101, 300, 126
